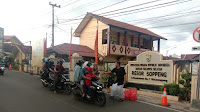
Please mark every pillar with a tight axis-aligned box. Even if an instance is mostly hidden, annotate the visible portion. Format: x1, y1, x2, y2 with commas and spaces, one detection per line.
107, 27, 111, 55
117, 32, 120, 45
150, 37, 153, 51
131, 35, 133, 47
124, 31, 127, 55
138, 34, 141, 50
158, 39, 160, 52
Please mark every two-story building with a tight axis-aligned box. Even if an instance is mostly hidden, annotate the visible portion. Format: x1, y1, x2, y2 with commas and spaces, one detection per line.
74, 13, 167, 65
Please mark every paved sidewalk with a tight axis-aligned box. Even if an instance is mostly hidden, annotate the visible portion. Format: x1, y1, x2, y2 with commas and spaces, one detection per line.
137, 94, 191, 112
104, 88, 191, 112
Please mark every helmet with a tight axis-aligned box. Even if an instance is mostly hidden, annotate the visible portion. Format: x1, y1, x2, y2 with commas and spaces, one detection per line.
49, 59, 54, 65
44, 58, 49, 63
76, 60, 84, 66
82, 61, 91, 68
87, 62, 92, 67
57, 59, 64, 64
42, 57, 45, 62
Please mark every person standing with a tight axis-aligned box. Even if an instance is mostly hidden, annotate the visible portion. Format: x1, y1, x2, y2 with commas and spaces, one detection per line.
91, 58, 98, 75
104, 61, 126, 101
53, 59, 66, 94
106, 73, 113, 93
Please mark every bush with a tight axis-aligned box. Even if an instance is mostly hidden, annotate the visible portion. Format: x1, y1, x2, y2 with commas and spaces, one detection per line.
178, 73, 191, 101
160, 83, 179, 96
178, 80, 184, 85
179, 88, 187, 97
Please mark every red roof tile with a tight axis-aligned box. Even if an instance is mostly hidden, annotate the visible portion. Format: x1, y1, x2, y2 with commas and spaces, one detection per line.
163, 56, 180, 61
90, 13, 166, 40
181, 54, 199, 60
4, 35, 15, 40
47, 43, 101, 57
75, 13, 166, 40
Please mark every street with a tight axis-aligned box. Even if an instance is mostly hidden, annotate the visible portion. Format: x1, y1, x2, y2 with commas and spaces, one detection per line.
0, 70, 181, 112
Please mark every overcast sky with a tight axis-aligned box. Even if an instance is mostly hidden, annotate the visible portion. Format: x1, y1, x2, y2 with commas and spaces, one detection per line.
0, 0, 200, 57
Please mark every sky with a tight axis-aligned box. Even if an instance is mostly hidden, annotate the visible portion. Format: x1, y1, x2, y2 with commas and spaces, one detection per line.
0, 0, 200, 57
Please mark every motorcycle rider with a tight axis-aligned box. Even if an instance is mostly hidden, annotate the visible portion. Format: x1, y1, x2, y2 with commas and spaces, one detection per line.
79, 61, 91, 97
49, 59, 55, 72
53, 59, 67, 94
85, 65, 100, 98
73, 60, 84, 82
42, 58, 50, 82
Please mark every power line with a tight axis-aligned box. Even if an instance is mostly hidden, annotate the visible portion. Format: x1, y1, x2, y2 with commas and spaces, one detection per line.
133, 10, 200, 26
57, 0, 101, 16
147, 20, 200, 29
99, 0, 162, 15
125, 4, 200, 23
67, 0, 128, 20
104, 0, 192, 18
57, 0, 161, 22
61, 0, 81, 8
57, 0, 191, 24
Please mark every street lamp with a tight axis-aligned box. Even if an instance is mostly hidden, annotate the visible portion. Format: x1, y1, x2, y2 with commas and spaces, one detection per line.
166, 46, 177, 59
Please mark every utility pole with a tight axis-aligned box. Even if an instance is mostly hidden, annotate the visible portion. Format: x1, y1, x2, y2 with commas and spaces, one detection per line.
49, 2, 60, 47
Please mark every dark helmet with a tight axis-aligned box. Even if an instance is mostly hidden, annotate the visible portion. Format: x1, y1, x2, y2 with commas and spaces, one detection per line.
87, 62, 92, 67
49, 59, 54, 65
76, 60, 84, 66
57, 59, 64, 64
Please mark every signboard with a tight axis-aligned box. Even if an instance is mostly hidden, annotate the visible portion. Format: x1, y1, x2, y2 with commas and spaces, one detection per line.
192, 46, 200, 51
32, 38, 45, 67
128, 51, 173, 85
193, 27, 200, 43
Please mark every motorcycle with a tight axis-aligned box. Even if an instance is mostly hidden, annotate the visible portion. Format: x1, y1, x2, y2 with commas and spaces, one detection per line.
41, 71, 73, 95
0, 64, 5, 75
72, 77, 106, 107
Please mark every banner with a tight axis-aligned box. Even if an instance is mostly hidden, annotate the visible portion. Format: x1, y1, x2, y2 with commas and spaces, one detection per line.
32, 38, 45, 67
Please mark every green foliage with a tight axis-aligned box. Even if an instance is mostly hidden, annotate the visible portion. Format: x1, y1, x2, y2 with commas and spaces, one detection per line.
181, 73, 191, 82
169, 88, 178, 96
160, 83, 179, 96
178, 73, 191, 101
179, 88, 187, 97
178, 80, 184, 85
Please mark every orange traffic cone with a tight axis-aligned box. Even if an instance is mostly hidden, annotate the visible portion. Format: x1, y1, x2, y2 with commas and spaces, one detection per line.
161, 88, 168, 106
9, 64, 12, 70
19, 65, 22, 72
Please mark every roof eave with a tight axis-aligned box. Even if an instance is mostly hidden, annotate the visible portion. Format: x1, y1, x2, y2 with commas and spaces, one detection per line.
109, 25, 167, 40
73, 13, 93, 37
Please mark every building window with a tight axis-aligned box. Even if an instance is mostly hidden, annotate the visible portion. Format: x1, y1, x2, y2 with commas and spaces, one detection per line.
102, 29, 107, 44
110, 36, 117, 45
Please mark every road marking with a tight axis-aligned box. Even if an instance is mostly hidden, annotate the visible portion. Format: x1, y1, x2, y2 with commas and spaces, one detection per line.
137, 100, 183, 112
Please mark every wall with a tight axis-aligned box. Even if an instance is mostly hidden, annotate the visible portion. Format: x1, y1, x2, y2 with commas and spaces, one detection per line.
80, 18, 109, 56
191, 75, 200, 101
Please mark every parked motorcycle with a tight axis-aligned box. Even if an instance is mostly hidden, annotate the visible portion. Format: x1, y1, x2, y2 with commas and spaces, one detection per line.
42, 71, 73, 95
0, 64, 5, 75
72, 77, 106, 107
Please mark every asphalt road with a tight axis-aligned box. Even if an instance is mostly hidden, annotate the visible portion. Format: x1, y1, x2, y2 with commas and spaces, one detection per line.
0, 70, 182, 112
